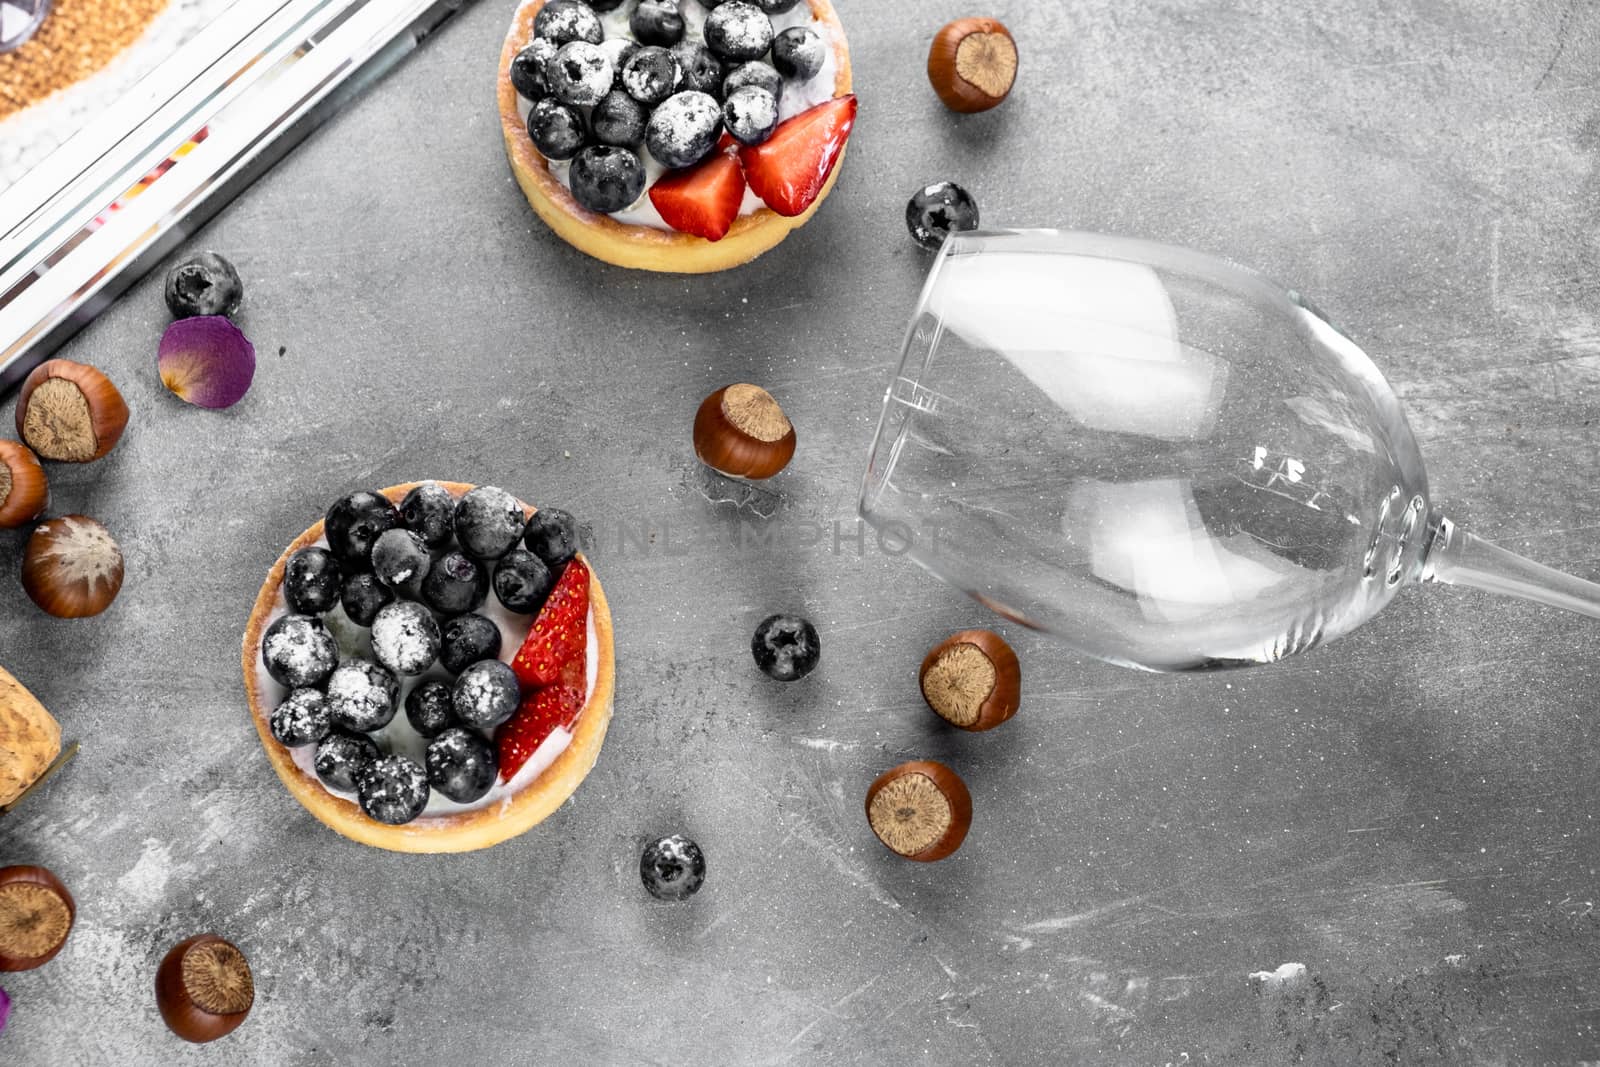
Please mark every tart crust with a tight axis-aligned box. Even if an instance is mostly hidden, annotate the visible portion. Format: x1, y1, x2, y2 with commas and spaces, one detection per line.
241, 482, 616, 854
499, 0, 854, 273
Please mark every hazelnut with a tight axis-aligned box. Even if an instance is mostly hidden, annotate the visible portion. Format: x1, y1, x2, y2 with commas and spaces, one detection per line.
21, 515, 125, 618
865, 760, 973, 862
0, 666, 62, 809
156, 934, 254, 1043
0, 865, 75, 971
919, 629, 1020, 731
692, 383, 797, 479
0, 441, 47, 528
15, 359, 129, 463
927, 17, 1018, 113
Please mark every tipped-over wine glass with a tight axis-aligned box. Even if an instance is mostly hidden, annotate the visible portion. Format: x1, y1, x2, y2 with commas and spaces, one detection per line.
860, 229, 1600, 672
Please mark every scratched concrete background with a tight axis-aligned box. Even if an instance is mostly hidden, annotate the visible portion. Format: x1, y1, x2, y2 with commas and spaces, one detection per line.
2, 0, 1599, 1063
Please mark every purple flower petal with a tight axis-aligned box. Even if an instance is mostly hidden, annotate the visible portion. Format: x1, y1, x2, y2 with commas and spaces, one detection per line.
0, 984, 10, 1035
158, 315, 255, 409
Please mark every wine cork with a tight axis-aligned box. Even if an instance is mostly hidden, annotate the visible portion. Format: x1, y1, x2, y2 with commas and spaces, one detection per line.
0, 0, 170, 120
0, 666, 62, 806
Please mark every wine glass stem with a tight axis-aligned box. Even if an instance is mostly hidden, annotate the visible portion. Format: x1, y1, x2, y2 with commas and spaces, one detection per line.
1422, 510, 1600, 619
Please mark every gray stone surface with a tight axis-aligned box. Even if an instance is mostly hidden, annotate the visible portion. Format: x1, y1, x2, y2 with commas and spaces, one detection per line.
3, 0, 1600, 1062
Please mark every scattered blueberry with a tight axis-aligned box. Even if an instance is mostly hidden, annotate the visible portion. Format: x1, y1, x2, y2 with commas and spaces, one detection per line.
426, 728, 499, 804
524, 508, 581, 568
570, 145, 647, 213
283, 547, 341, 615
630, 0, 684, 47
592, 89, 649, 148
703, 2, 773, 63
723, 85, 778, 146
261, 614, 338, 689
405, 679, 457, 738
399, 482, 456, 548
621, 45, 682, 106
598, 37, 639, 83
547, 41, 614, 107
439, 613, 503, 675
670, 42, 724, 97
493, 549, 555, 614
455, 486, 526, 561
370, 528, 430, 592
270, 688, 331, 748
646, 91, 723, 169
340, 571, 394, 627
905, 181, 980, 252
452, 660, 521, 729
771, 26, 825, 80
370, 601, 441, 677
640, 834, 706, 901
326, 658, 401, 732
422, 550, 489, 616
164, 251, 243, 319
528, 97, 588, 161
324, 491, 398, 569
751, 613, 821, 681
723, 60, 783, 103
357, 754, 431, 825
510, 39, 557, 99
533, 0, 604, 47
314, 730, 380, 793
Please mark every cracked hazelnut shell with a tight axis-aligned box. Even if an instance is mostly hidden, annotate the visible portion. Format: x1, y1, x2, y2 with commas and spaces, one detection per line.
156, 934, 254, 1043
0, 441, 47, 528
0, 865, 75, 971
693, 383, 797, 479
927, 17, 1018, 113
21, 515, 125, 618
919, 629, 1020, 731
865, 760, 972, 862
15, 360, 129, 463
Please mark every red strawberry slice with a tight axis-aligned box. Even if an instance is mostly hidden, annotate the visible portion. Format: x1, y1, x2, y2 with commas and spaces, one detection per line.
738, 94, 857, 218
649, 148, 747, 242
497, 683, 583, 781
510, 557, 590, 690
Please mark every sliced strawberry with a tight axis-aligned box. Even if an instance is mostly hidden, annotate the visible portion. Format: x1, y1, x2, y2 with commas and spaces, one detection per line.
510, 557, 590, 690
649, 149, 747, 242
497, 683, 583, 781
738, 94, 857, 218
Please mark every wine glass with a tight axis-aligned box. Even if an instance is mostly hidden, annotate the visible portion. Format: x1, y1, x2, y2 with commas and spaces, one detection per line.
859, 228, 1600, 672
0, 0, 50, 54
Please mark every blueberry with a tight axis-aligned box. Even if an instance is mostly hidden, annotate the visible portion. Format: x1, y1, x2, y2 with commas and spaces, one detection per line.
670, 42, 724, 97
621, 45, 682, 106
453, 660, 521, 729
533, 0, 603, 46
722, 86, 778, 146
440, 613, 503, 675
723, 61, 782, 103
905, 181, 980, 252
357, 754, 430, 825
340, 571, 394, 627
592, 90, 649, 148
703, 2, 772, 63
754, 0, 800, 11
314, 730, 380, 793
771, 26, 824, 80
588, 0, 625, 9
527, 97, 588, 161
326, 658, 401, 732
630, 0, 684, 46
369, 528, 429, 592
405, 679, 457, 738
646, 91, 723, 169
510, 39, 557, 99
283, 547, 341, 615
493, 549, 555, 614
547, 41, 613, 107
455, 486, 526, 561
261, 614, 338, 689
324, 491, 398, 569
751, 613, 820, 681
399, 482, 456, 548
163, 251, 243, 319
640, 834, 705, 901
425, 728, 499, 804
422, 550, 489, 615
570, 145, 647, 213
598, 37, 639, 84
370, 601, 441, 677
524, 508, 581, 568
270, 688, 331, 748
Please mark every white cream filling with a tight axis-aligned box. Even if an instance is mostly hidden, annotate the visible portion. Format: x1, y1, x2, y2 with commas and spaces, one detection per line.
254, 535, 599, 821
515, 0, 841, 231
